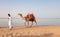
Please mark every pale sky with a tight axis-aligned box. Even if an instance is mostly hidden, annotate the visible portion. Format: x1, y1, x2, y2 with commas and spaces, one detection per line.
0, 0, 60, 18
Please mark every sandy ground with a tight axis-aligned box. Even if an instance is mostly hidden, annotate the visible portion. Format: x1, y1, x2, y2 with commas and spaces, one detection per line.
0, 26, 60, 37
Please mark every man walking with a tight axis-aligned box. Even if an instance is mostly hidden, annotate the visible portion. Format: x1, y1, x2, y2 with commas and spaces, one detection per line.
8, 13, 13, 29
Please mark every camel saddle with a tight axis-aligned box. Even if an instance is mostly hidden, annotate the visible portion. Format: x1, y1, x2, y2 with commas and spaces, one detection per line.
27, 14, 35, 21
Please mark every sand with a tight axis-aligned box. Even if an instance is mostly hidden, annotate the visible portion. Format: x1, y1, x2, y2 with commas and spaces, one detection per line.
0, 26, 60, 37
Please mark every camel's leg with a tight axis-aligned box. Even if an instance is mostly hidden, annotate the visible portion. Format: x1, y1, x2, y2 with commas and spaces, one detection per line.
30, 21, 33, 27
34, 19, 37, 25
24, 21, 26, 27
27, 21, 29, 27
25, 22, 26, 27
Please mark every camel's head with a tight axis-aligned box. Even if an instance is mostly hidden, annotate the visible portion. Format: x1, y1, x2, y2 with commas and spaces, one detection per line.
18, 13, 25, 20
18, 13, 22, 16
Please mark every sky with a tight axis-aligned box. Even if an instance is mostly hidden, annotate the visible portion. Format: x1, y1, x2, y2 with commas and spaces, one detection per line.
0, 0, 60, 18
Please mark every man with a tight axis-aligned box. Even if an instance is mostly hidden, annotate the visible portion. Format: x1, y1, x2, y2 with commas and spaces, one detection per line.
8, 13, 13, 29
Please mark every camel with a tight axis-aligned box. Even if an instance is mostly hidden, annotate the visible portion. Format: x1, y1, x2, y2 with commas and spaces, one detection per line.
18, 13, 37, 27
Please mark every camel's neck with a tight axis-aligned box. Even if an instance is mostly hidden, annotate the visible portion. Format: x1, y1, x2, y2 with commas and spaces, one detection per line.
20, 15, 23, 18
19, 15, 25, 20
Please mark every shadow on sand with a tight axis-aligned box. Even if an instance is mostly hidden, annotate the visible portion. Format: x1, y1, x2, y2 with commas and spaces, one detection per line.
20, 33, 53, 37
1, 33, 53, 37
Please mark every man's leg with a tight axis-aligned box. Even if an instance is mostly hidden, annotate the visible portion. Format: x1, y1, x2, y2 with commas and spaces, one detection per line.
9, 22, 12, 30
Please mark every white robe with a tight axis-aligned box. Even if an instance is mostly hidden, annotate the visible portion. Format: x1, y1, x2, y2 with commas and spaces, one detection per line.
8, 17, 12, 29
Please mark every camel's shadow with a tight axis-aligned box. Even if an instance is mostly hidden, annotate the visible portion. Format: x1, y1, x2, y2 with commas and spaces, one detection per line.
19, 33, 53, 37
1, 32, 53, 37
39, 33, 53, 37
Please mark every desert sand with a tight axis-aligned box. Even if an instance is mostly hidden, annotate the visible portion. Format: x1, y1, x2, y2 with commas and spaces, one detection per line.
0, 26, 60, 37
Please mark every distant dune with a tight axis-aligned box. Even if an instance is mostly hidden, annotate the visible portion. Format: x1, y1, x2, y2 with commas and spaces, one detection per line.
0, 26, 60, 37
